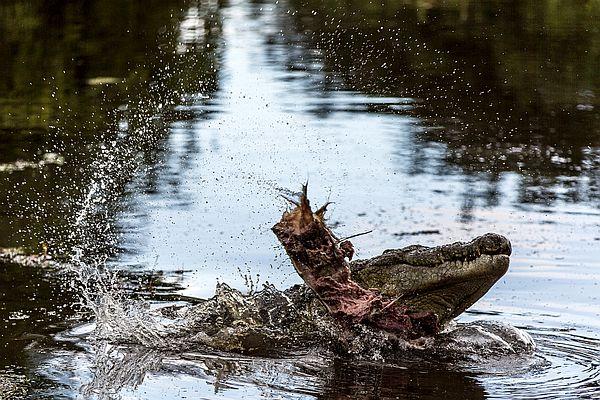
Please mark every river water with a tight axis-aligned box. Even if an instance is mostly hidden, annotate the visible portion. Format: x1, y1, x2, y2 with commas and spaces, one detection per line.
1, 0, 599, 399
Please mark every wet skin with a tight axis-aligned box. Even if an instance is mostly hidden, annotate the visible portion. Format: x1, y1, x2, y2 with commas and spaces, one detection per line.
350, 233, 512, 326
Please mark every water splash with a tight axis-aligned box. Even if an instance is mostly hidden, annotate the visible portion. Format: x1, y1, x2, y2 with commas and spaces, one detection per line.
55, 27, 211, 356
46, 310, 537, 400
81, 343, 165, 400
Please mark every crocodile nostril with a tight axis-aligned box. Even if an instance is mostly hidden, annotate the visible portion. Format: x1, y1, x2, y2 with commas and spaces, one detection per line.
477, 233, 512, 256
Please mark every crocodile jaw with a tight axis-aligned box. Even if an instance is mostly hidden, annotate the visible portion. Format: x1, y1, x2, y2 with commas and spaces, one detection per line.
351, 237, 510, 326
387, 254, 509, 326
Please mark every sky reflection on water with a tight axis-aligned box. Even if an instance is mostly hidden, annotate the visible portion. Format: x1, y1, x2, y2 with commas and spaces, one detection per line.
0, 0, 599, 398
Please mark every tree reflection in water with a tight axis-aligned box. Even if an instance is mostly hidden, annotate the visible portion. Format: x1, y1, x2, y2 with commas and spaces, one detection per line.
278, 0, 600, 212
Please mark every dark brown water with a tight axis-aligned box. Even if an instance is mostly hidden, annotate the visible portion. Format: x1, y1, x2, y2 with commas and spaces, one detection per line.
1, 0, 599, 398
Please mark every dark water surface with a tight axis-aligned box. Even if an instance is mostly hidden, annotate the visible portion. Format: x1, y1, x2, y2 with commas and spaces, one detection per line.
1, 0, 599, 398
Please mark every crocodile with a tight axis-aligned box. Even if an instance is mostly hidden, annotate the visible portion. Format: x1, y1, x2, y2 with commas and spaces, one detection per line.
0, 187, 516, 357
350, 232, 511, 328
154, 186, 514, 355
271, 185, 511, 340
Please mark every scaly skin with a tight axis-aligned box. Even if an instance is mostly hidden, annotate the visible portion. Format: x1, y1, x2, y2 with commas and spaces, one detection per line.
0, 205, 512, 353
350, 233, 511, 326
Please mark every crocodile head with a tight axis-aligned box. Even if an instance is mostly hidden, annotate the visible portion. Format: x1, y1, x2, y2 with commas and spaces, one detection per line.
350, 233, 511, 326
